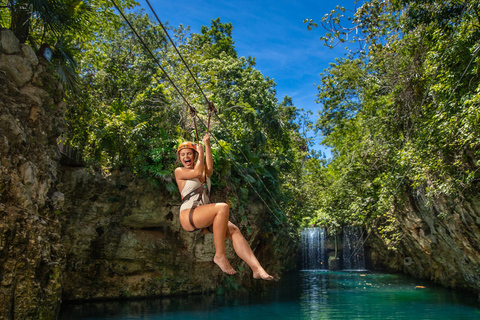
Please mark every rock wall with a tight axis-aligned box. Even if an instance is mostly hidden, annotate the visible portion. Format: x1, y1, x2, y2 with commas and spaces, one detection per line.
58, 167, 294, 301
0, 29, 66, 319
367, 189, 480, 297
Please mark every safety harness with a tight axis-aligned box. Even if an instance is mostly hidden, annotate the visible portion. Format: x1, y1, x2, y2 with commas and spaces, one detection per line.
181, 102, 216, 232
182, 180, 210, 232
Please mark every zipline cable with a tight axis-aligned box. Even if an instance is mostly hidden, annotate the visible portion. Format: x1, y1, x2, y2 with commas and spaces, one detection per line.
109, 0, 198, 118
112, 0, 297, 234
110, 0, 206, 190
212, 112, 289, 215
145, 0, 211, 106
141, 2, 295, 231
145, 0, 219, 144
194, 114, 293, 231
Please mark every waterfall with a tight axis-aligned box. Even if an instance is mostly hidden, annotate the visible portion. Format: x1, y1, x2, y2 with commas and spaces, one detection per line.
342, 226, 366, 270
301, 228, 327, 270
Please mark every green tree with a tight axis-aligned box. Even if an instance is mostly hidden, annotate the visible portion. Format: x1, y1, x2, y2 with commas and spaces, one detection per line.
1, 0, 137, 91
3, 0, 90, 43
304, 0, 480, 248
198, 17, 237, 59
66, 10, 181, 191
65, 12, 312, 230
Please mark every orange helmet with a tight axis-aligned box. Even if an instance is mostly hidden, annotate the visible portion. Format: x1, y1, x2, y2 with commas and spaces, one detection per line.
177, 141, 197, 155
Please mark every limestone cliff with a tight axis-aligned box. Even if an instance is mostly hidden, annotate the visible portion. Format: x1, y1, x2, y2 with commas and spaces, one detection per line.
0, 29, 66, 319
367, 189, 480, 298
58, 167, 293, 301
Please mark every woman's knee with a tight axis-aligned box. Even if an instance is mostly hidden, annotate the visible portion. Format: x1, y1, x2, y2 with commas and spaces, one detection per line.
226, 222, 240, 239
216, 203, 229, 217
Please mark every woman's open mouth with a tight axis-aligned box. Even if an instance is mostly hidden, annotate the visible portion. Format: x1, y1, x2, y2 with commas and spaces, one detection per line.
184, 159, 192, 166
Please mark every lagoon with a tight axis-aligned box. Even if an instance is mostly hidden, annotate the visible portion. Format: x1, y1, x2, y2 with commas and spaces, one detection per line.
59, 271, 480, 319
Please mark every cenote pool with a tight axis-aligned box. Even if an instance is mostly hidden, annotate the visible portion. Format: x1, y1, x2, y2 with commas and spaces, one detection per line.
59, 271, 480, 319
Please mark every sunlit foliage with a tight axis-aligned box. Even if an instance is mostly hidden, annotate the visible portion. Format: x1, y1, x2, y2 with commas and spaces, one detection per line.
306, 0, 480, 248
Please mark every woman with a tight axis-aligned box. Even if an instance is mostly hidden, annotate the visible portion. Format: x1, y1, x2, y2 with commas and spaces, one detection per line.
175, 134, 273, 280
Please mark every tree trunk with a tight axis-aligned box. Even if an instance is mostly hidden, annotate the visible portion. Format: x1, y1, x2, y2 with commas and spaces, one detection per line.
10, 1, 31, 44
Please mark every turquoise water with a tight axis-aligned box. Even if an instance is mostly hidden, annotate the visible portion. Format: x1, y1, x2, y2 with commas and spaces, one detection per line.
59, 271, 480, 319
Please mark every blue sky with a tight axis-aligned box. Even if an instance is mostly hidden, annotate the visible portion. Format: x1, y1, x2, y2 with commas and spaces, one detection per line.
136, 0, 358, 156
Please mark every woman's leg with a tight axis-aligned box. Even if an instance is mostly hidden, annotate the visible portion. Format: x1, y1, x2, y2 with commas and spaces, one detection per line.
180, 203, 236, 275
226, 222, 273, 280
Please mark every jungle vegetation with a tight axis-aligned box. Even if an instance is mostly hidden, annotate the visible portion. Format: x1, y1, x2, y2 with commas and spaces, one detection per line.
306, 0, 480, 247
2, 0, 479, 247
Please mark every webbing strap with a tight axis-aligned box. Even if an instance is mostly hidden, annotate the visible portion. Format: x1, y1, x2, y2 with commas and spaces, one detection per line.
182, 184, 205, 203
185, 184, 208, 232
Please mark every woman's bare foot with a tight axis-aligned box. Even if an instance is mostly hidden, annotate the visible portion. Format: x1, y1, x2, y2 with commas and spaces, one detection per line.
214, 255, 236, 275
253, 268, 274, 280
